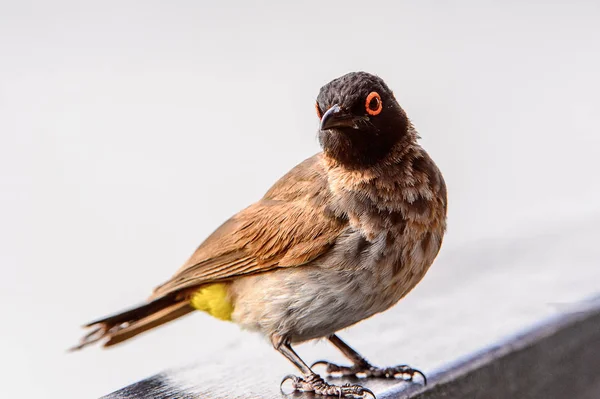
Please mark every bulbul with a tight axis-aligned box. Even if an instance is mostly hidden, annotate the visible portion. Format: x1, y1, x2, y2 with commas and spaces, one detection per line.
74, 71, 447, 398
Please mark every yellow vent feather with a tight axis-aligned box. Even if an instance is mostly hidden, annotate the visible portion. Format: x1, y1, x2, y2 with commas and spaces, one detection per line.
190, 283, 234, 321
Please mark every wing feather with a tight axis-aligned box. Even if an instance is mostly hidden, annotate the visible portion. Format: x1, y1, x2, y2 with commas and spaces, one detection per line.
151, 154, 347, 299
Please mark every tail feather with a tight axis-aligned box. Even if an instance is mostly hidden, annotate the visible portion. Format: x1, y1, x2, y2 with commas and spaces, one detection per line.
71, 295, 194, 351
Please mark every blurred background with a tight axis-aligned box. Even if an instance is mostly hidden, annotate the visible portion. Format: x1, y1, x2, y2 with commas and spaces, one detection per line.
1, 1, 599, 398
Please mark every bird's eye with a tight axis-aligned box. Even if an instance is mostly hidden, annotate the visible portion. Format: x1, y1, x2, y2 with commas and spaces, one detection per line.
315, 102, 323, 120
365, 92, 383, 116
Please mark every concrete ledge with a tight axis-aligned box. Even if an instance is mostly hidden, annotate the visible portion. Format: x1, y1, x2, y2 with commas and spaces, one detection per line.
390, 296, 600, 399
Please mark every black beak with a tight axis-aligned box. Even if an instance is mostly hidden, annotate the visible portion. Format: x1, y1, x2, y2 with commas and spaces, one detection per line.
320, 104, 365, 131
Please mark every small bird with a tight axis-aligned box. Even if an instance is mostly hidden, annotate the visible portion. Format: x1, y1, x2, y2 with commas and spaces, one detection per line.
73, 71, 447, 398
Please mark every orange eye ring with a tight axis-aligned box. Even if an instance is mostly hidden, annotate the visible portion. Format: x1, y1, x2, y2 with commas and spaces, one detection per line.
315, 101, 323, 119
365, 91, 383, 116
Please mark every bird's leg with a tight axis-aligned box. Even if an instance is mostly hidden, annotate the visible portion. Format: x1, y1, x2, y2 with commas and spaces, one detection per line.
311, 334, 427, 384
273, 335, 375, 398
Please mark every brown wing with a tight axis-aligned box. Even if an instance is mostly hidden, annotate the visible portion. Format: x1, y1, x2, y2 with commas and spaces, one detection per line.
150, 153, 347, 300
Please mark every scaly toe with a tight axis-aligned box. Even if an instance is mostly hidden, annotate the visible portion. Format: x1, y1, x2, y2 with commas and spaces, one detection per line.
280, 373, 376, 398
341, 384, 376, 398
311, 361, 427, 385
385, 365, 427, 384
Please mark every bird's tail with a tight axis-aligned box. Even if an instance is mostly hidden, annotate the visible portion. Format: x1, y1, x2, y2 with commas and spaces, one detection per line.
70, 295, 194, 350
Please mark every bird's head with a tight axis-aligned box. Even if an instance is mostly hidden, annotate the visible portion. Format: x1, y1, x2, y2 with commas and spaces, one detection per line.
316, 72, 411, 169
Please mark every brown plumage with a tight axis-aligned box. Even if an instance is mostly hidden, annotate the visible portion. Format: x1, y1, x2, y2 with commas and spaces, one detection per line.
73, 71, 447, 398
151, 154, 345, 298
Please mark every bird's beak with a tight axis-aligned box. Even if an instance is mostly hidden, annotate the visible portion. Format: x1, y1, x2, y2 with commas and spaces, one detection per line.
320, 104, 365, 131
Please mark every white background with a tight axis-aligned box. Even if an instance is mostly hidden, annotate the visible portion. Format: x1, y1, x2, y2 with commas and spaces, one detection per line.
1, 1, 599, 398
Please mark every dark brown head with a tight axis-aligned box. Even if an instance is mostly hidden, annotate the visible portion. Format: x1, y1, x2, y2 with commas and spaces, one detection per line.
316, 72, 411, 169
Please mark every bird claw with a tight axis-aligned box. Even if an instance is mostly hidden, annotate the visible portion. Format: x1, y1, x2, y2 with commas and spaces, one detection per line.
375, 365, 427, 384
340, 384, 376, 399
310, 361, 427, 385
280, 373, 375, 398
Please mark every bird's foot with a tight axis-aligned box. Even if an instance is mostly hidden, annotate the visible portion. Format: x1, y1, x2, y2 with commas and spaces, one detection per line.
311, 360, 427, 385
280, 373, 375, 398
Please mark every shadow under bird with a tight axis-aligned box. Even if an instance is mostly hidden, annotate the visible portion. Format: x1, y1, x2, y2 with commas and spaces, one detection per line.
73, 71, 448, 398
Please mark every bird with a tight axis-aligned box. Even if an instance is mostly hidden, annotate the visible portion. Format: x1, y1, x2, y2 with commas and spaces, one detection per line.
73, 71, 447, 398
